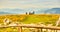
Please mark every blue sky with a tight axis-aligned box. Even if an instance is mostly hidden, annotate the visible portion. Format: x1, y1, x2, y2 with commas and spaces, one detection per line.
0, 0, 60, 9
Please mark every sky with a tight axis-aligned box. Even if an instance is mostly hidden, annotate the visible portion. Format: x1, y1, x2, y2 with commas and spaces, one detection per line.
0, 0, 60, 9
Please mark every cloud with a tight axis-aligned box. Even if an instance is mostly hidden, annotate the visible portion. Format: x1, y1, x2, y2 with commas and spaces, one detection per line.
0, 0, 60, 9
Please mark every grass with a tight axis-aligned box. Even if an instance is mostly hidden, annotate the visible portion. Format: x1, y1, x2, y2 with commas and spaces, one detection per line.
0, 27, 18, 32
22, 15, 58, 25
0, 14, 59, 32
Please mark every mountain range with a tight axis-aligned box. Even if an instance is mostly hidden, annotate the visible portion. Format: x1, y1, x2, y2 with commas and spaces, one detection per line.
0, 8, 60, 14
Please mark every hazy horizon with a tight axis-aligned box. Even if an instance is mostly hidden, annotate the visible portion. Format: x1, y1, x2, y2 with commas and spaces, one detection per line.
0, 0, 60, 14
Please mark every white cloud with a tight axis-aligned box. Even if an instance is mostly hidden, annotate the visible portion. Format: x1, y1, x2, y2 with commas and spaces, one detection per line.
0, 0, 60, 9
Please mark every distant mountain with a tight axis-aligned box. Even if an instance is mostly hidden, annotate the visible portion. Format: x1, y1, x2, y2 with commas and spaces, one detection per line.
0, 8, 48, 14
0, 9, 25, 14
0, 12, 12, 14
0, 8, 60, 14
44, 8, 60, 14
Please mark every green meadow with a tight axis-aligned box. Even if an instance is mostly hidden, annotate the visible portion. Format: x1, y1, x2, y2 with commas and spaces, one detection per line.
0, 14, 59, 32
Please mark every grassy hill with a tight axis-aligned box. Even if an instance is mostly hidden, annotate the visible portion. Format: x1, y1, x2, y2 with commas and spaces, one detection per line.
0, 14, 59, 25
0, 14, 60, 32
